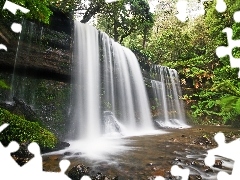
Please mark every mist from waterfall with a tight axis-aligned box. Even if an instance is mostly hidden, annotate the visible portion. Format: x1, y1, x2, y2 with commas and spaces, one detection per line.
69, 21, 155, 141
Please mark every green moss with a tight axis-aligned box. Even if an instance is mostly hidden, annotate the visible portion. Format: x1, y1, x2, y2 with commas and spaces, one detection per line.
0, 79, 10, 89
0, 108, 57, 148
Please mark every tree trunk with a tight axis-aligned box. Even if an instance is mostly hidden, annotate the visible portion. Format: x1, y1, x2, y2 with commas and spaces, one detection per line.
113, 19, 119, 42
142, 26, 148, 49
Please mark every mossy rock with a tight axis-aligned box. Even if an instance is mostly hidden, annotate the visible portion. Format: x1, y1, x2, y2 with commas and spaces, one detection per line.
0, 108, 57, 149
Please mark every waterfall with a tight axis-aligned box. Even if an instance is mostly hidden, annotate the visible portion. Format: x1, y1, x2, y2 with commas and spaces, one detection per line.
8, 20, 42, 105
70, 21, 154, 140
150, 65, 188, 128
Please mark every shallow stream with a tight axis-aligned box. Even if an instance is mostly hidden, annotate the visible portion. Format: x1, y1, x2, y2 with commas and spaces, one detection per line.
43, 125, 240, 179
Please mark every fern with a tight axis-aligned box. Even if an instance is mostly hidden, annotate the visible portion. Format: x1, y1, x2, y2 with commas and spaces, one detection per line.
235, 98, 240, 114
212, 80, 240, 96
216, 95, 240, 117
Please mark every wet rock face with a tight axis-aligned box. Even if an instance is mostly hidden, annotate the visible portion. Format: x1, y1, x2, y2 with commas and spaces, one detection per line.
0, 17, 71, 83
48, 7, 72, 36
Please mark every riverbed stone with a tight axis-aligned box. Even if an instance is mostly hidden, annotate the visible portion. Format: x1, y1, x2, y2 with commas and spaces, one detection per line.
11, 142, 34, 166
68, 164, 90, 179
213, 160, 222, 169
188, 174, 202, 180
193, 136, 212, 145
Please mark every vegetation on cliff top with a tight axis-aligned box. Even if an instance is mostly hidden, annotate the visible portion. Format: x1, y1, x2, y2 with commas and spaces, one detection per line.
121, 0, 240, 126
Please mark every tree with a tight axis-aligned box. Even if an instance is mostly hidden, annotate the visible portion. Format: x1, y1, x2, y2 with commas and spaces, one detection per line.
96, 0, 154, 43
169, 0, 240, 124
0, 0, 55, 24
136, 0, 240, 125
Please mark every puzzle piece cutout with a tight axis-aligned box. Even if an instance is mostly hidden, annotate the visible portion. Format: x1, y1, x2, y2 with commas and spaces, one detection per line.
175, 0, 227, 22
216, 27, 240, 78
20, 142, 43, 174
81, 176, 92, 180
0, 1, 239, 179
154, 176, 165, 180
0, 1, 30, 51
0, 123, 21, 178
216, 0, 227, 13
0, 140, 20, 175
0, 123, 71, 180
2, 0, 30, 33
175, 0, 206, 22
105, 0, 119, 3
205, 132, 240, 179
215, 0, 240, 78
233, 11, 240, 22
175, 0, 188, 22
0, 123, 9, 132
154, 165, 190, 180
171, 165, 190, 180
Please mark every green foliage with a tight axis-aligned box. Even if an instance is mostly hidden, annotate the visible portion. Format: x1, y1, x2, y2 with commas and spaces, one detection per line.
0, 79, 10, 90
212, 80, 240, 96
51, 0, 78, 13
97, 0, 154, 43
137, 0, 240, 126
217, 96, 238, 113
211, 80, 240, 123
0, 0, 55, 24
0, 108, 57, 148
235, 98, 240, 114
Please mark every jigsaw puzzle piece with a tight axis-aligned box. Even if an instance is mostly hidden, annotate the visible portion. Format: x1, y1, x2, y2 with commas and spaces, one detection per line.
0, 123, 20, 177
216, 0, 227, 12
214, 132, 225, 145
230, 157, 240, 178
175, 0, 188, 22
234, 11, 240, 22
59, 159, 70, 173
0, 123, 9, 132
204, 152, 216, 167
171, 165, 190, 180
205, 132, 240, 163
216, 46, 229, 58
40, 159, 71, 180
216, 27, 240, 78
0, 141, 19, 161
216, 28, 232, 59
21, 142, 42, 173
0, 141, 21, 178
205, 132, 240, 180
198, 0, 206, 16
204, 132, 226, 167
24, 159, 71, 180
81, 175, 92, 180
217, 171, 232, 180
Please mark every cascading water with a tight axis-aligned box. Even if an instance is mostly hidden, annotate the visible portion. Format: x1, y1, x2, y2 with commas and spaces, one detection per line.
7, 20, 43, 107
150, 65, 188, 128
70, 21, 155, 141
70, 22, 101, 140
